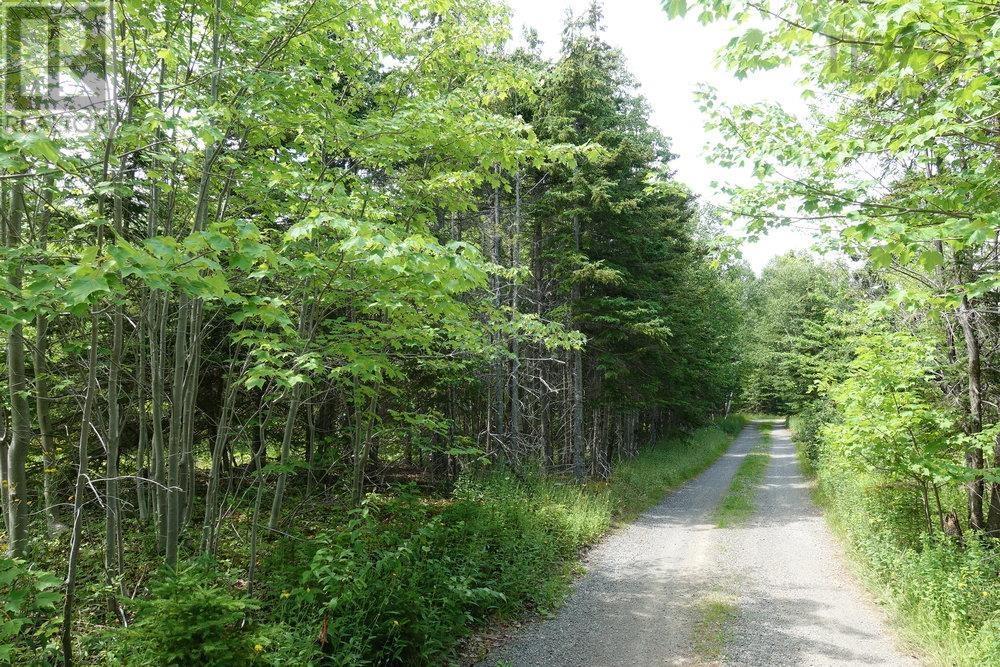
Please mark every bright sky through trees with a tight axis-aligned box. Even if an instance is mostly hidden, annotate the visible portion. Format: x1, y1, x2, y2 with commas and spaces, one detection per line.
506, 0, 813, 271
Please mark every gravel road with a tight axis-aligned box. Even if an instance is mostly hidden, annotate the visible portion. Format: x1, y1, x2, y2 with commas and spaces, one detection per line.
479, 422, 922, 666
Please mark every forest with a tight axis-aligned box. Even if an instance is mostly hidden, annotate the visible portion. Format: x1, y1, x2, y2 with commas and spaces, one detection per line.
2, 0, 1000, 665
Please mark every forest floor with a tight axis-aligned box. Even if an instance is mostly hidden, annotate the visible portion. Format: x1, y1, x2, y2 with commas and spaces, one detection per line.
478, 422, 923, 666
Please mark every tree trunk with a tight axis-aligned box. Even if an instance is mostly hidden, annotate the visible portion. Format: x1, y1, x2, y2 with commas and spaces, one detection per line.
268, 382, 304, 530
149, 293, 168, 550
105, 193, 125, 610
985, 430, 1000, 535
165, 297, 189, 567
202, 368, 238, 554
136, 295, 150, 523
490, 183, 507, 458
509, 173, 522, 458
34, 176, 62, 533
351, 391, 378, 505
0, 401, 9, 539
957, 297, 986, 531
61, 316, 100, 666
5, 181, 31, 557
571, 216, 585, 482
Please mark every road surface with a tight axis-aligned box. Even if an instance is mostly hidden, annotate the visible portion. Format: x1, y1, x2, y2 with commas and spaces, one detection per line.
480, 422, 921, 666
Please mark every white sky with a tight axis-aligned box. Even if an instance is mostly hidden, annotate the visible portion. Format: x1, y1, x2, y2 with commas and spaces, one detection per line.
505, 0, 815, 272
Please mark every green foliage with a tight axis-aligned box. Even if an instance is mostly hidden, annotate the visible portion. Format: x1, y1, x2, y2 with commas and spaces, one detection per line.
530, 11, 746, 424
814, 457, 1000, 665
110, 561, 263, 666
823, 329, 965, 490
789, 330, 1000, 663
0, 558, 61, 664
670, 0, 1000, 303
789, 399, 837, 474
0, 2, 749, 664
740, 253, 852, 414
282, 418, 743, 665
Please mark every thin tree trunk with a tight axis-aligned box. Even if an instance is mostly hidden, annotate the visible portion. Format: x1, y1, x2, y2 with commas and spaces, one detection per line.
105, 193, 125, 613
571, 215, 584, 482
5, 181, 31, 557
180, 301, 203, 529
305, 402, 317, 496
35, 316, 62, 531
532, 211, 551, 469
150, 293, 168, 550
61, 316, 100, 666
957, 297, 986, 531
985, 430, 1000, 535
246, 410, 269, 598
509, 173, 522, 459
146, 10, 168, 548
202, 367, 238, 554
0, 401, 9, 539
165, 296, 189, 567
0, 185, 8, 539
351, 391, 378, 505
268, 301, 311, 529
34, 175, 62, 533
490, 183, 506, 458
268, 382, 304, 530
136, 294, 150, 523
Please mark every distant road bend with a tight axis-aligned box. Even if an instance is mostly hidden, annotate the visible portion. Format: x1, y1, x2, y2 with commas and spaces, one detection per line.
480, 422, 921, 666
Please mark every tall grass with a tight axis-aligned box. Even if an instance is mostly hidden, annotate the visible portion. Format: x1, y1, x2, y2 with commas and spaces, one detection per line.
790, 413, 1000, 666
270, 415, 748, 665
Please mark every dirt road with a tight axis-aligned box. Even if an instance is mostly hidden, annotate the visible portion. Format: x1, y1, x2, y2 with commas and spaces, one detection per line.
480, 422, 921, 666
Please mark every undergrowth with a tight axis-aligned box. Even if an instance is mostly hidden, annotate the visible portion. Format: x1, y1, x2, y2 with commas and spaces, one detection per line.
81, 414, 747, 665
791, 409, 1000, 666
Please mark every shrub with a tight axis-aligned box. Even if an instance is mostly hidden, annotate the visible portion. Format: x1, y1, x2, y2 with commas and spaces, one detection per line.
293, 417, 744, 665
112, 559, 262, 666
298, 481, 573, 665
814, 422, 1000, 664
0, 557, 61, 664
789, 398, 836, 470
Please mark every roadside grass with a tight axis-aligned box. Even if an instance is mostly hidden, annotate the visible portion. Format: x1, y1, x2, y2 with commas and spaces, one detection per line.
608, 414, 748, 523
691, 592, 739, 662
800, 466, 989, 667
713, 422, 772, 528
789, 414, 1000, 666
229, 414, 750, 666
786, 413, 817, 477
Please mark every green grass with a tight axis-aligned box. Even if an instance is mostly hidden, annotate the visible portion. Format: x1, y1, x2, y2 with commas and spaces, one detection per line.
4, 415, 750, 667
807, 476, 1000, 666
249, 414, 750, 666
788, 414, 1000, 666
608, 414, 748, 523
786, 413, 816, 477
713, 421, 772, 528
691, 592, 739, 661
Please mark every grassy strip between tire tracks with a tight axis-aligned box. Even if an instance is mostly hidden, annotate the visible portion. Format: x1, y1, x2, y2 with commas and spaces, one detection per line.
713, 421, 772, 528
691, 592, 739, 662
